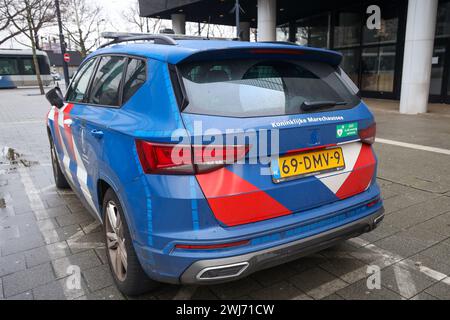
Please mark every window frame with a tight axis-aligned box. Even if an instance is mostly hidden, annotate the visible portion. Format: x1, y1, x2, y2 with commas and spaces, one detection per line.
65, 56, 99, 104
121, 56, 148, 105
65, 53, 148, 109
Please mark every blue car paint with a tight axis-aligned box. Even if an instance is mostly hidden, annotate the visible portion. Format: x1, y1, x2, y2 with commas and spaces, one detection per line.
89, 40, 343, 66
47, 40, 382, 284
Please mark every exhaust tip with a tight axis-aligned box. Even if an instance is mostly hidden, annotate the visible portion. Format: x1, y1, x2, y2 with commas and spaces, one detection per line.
373, 214, 384, 227
197, 262, 249, 280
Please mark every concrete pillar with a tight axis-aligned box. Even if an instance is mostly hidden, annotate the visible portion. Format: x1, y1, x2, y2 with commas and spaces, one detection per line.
257, 0, 276, 41
399, 0, 438, 114
171, 13, 186, 35
239, 22, 250, 41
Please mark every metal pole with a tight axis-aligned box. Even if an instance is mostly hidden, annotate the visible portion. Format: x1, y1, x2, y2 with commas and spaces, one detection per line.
235, 0, 240, 39
55, 0, 70, 87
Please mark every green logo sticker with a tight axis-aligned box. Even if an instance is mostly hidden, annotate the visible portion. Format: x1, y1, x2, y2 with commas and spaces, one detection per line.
336, 122, 358, 138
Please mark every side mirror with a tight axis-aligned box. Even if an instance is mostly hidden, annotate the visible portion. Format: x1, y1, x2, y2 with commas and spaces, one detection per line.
45, 87, 64, 108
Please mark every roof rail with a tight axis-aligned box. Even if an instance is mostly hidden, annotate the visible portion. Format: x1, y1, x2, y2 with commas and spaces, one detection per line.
99, 32, 177, 48
99, 32, 237, 48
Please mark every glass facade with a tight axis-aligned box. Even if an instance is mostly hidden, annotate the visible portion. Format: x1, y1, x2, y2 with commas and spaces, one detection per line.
334, 8, 361, 48
430, 44, 446, 96
276, 1, 402, 96
361, 45, 396, 92
430, 0, 450, 102
333, 2, 400, 94
296, 14, 330, 48
362, 3, 398, 45
339, 48, 360, 84
275, 0, 450, 102
436, 0, 450, 38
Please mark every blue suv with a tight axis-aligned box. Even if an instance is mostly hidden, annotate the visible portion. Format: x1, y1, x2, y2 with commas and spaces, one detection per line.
45, 33, 384, 295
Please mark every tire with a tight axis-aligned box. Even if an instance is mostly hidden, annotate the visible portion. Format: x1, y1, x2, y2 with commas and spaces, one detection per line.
103, 188, 159, 296
50, 139, 70, 189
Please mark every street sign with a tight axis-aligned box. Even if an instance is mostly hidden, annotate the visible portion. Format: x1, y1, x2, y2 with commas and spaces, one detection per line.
63, 53, 70, 63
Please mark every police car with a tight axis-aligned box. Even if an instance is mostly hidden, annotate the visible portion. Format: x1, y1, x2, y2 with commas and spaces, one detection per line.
45, 32, 384, 295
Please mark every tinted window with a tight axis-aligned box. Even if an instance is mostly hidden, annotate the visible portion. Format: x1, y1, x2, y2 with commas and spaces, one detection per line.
66, 58, 97, 103
22, 58, 35, 75
89, 56, 126, 106
179, 59, 360, 117
122, 58, 146, 103
0, 55, 50, 76
0, 57, 19, 75
38, 56, 51, 75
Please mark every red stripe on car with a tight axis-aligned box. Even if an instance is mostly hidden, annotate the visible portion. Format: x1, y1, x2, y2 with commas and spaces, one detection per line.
53, 109, 62, 148
63, 103, 76, 161
196, 168, 291, 226
335, 144, 376, 199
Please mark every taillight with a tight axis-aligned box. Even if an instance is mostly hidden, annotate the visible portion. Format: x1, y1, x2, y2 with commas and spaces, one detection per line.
135, 141, 194, 174
359, 123, 376, 145
193, 144, 250, 173
135, 140, 250, 175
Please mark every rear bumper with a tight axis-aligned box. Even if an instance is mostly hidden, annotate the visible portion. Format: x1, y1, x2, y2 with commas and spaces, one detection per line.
180, 207, 384, 284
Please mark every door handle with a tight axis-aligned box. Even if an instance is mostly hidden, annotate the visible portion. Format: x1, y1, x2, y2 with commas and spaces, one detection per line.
63, 118, 73, 127
90, 129, 104, 139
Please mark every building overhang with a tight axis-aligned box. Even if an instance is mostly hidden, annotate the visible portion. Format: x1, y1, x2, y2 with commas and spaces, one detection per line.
138, 0, 359, 27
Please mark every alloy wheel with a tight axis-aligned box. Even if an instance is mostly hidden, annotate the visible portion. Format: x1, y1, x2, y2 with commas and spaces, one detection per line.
105, 200, 128, 281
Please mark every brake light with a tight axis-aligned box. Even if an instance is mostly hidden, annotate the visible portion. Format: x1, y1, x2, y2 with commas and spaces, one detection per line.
135, 140, 250, 174
249, 49, 304, 55
135, 141, 193, 174
359, 123, 376, 145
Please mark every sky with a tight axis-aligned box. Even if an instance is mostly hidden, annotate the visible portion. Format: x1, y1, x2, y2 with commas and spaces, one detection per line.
94, 0, 155, 31
0, 0, 236, 50
1, 0, 155, 49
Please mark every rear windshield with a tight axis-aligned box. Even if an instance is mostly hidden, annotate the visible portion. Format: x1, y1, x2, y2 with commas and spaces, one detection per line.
178, 59, 360, 117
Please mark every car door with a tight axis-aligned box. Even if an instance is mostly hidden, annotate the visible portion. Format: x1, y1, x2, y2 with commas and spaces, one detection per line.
70, 55, 127, 218
59, 57, 100, 216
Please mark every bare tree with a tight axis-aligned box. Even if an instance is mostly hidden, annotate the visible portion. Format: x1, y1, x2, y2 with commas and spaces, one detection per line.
147, 18, 162, 34
61, 0, 102, 57
122, 1, 161, 33
186, 21, 234, 38
187, 22, 207, 36
3, 0, 55, 94
0, 0, 28, 46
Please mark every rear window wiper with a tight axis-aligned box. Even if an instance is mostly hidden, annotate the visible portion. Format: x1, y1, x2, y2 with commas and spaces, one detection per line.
300, 100, 347, 112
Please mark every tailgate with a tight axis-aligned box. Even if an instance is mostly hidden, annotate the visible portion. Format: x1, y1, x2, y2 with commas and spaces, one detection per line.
183, 107, 376, 227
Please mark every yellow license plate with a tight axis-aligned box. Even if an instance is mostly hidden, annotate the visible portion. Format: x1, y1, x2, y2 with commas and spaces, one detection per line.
276, 147, 345, 180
